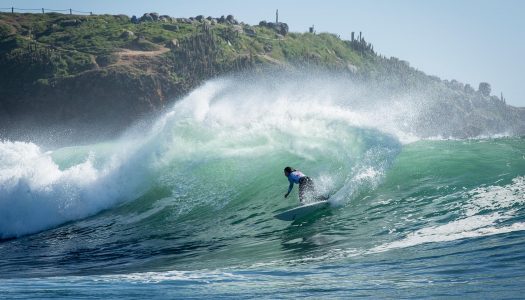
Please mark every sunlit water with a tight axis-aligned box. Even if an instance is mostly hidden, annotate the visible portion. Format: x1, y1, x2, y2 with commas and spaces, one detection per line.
1, 77, 524, 298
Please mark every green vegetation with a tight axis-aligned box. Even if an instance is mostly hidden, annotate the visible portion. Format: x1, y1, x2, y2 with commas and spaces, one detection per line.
0, 12, 376, 82
0, 11, 510, 102
1, 11, 519, 146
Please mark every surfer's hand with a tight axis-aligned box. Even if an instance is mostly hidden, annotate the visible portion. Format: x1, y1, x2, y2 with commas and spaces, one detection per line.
284, 193, 289, 198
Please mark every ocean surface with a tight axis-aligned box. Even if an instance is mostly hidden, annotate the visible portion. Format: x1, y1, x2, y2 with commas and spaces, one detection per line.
1, 77, 524, 299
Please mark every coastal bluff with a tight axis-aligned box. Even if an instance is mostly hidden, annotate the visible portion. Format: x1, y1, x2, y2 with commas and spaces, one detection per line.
0, 12, 523, 145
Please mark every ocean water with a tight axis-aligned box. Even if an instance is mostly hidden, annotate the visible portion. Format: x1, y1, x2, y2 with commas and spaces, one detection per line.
1, 77, 525, 299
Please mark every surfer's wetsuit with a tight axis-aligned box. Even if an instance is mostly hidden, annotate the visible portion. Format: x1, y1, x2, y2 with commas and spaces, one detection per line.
287, 170, 314, 203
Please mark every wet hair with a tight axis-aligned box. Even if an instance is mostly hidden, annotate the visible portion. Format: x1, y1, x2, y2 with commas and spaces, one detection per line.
284, 166, 294, 173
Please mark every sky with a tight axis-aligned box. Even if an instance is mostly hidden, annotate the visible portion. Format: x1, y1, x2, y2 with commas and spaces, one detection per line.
1, 0, 524, 106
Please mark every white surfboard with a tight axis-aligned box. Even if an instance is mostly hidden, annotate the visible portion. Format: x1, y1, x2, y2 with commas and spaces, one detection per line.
274, 200, 330, 221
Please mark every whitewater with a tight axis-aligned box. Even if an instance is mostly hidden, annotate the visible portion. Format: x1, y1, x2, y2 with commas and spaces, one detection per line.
1, 75, 525, 298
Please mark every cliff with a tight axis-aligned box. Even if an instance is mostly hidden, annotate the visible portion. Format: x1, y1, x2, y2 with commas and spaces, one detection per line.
0, 12, 523, 145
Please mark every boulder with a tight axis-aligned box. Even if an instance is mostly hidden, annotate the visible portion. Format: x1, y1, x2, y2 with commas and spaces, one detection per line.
274, 22, 289, 35
244, 27, 256, 37
159, 15, 173, 22
163, 24, 179, 31
226, 15, 238, 24
140, 13, 154, 22
478, 82, 491, 97
464, 84, 475, 94
120, 30, 135, 39
167, 38, 179, 49
258, 21, 289, 36
232, 25, 243, 34
176, 18, 192, 24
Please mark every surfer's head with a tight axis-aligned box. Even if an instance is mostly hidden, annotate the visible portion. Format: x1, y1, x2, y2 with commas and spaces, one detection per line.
284, 166, 293, 176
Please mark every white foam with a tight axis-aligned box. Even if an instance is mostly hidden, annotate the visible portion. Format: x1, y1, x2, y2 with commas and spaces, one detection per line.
0, 76, 438, 238
370, 213, 525, 253
464, 176, 525, 217
0, 138, 155, 238
255, 176, 525, 267
99, 269, 246, 283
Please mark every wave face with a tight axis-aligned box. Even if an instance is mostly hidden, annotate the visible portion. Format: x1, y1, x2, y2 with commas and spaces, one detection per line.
1, 76, 525, 298
0, 76, 407, 239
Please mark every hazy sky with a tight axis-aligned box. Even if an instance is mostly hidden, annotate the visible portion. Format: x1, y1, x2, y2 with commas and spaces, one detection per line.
2, 0, 524, 106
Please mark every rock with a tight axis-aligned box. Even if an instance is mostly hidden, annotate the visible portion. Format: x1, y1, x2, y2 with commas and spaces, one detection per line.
167, 38, 179, 49
195, 15, 205, 22
139, 12, 160, 22
131, 15, 139, 24
202, 22, 211, 32
232, 25, 243, 34
226, 15, 238, 24
258, 21, 289, 36
163, 24, 179, 31
120, 30, 135, 39
244, 27, 256, 37
177, 18, 193, 24
159, 15, 172, 22
140, 13, 154, 22
95, 54, 119, 67
449, 79, 464, 90
464, 84, 475, 94
478, 82, 491, 97
275, 22, 289, 35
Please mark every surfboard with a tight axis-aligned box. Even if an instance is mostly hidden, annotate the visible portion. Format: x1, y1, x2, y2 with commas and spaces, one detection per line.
274, 200, 330, 221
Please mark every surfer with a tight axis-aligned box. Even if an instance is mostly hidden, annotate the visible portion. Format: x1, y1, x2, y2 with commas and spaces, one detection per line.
284, 166, 315, 203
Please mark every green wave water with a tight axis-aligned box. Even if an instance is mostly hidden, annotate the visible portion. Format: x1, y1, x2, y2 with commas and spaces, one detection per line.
1, 77, 524, 298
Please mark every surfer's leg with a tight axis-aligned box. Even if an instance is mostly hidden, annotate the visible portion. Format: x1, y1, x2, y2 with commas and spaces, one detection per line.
307, 177, 315, 194
305, 177, 314, 197
308, 178, 325, 200
298, 178, 306, 203
299, 183, 304, 203
299, 177, 315, 203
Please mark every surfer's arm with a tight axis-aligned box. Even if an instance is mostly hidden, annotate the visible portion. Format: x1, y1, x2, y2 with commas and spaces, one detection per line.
285, 181, 294, 198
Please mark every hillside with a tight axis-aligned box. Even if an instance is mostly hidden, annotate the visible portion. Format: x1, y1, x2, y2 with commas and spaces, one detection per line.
0, 12, 523, 145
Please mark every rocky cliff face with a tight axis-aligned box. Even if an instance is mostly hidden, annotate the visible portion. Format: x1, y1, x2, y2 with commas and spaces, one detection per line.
0, 12, 523, 146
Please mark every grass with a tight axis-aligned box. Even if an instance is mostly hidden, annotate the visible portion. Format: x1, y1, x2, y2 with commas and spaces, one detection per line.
0, 12, 406, 86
